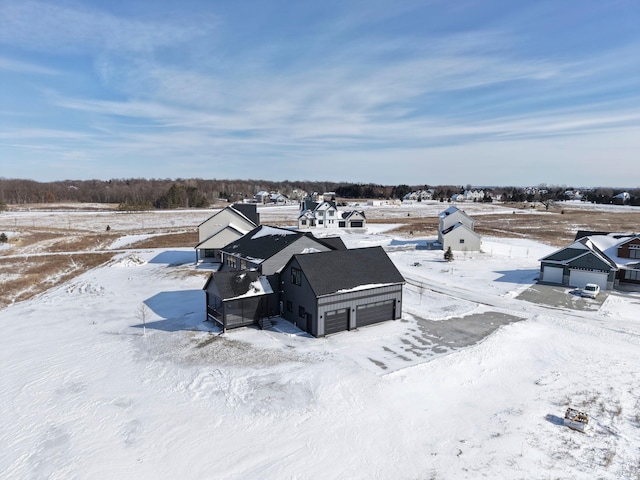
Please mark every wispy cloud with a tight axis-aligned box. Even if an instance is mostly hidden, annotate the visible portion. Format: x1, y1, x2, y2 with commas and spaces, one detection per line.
0, 56, 59, 75
0, 1, 216, 54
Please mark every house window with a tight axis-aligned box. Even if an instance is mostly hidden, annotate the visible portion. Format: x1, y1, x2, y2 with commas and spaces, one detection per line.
318, 220, 323, 225
328, 210, 334, 216
299, 306, 306, 318
287, 300, 293, 312
301, 219, 306, 225
630, 249, 640, 259
459, 239, 465, 244
291, 267, 302, 286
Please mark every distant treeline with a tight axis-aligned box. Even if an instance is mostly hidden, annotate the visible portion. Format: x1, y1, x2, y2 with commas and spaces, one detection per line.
0, 178, 638, 209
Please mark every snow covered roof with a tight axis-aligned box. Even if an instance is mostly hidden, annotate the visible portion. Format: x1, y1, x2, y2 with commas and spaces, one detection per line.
203, 270, 273, 301
221, 225, 335, 264
288, 246, 405, 297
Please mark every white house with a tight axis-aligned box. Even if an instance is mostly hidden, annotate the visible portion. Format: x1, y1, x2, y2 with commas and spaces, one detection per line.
298, 199, 366, 230
438, 206, 481, 252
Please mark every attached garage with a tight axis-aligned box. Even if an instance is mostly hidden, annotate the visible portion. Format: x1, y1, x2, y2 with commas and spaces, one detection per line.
569, 269, 608, 290
542, 266, 564, 284
356, 300, 395, 328
325, 308, 350, 335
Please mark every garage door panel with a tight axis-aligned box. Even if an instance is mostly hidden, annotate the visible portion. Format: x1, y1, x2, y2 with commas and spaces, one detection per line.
569, 270, 608, 290
356, 300, 394, 328
542, 266, 564, 284
325, 308, 349, 335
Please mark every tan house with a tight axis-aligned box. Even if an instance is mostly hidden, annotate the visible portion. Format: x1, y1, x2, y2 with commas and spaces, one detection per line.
195, 204, 259, 262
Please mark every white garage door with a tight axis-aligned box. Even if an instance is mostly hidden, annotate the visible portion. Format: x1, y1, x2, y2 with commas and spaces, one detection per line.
569, 270, 608, 290
542, 266, 564, 284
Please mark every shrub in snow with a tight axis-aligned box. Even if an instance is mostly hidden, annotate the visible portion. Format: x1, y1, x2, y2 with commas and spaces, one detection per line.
444, 246, 454, 262
0, 233, 7, 243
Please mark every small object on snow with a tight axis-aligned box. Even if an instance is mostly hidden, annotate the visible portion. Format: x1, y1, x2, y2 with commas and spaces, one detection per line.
564, 407, 589, 432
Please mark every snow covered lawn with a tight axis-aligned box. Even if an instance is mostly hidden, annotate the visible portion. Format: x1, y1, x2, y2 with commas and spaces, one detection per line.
2, 220, 640, 479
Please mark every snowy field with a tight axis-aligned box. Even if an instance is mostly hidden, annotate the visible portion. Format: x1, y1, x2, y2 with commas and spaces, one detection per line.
2, 205, 640, 479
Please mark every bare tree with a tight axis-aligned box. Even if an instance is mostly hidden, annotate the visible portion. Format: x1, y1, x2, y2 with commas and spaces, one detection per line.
136, 304, 150, 336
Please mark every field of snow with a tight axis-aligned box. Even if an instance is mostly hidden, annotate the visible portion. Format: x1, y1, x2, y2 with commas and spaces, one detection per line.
2, 206, 640, 479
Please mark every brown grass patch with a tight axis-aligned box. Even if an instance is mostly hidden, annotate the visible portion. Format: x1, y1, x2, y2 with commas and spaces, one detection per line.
0, 253, 113, 308
128, 231, 199, 249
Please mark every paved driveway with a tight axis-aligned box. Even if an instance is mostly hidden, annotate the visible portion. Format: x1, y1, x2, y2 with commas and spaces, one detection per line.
517, 283, 607, 312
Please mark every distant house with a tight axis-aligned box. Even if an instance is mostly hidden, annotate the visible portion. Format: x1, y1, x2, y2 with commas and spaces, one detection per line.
279, 247, 405, 337
195, 204, 259, 262
612, 192, 630, 205
253, 191, 271, 204
438, 206, 481, 252
298, 198, 366, 230
539, 232, 640, 290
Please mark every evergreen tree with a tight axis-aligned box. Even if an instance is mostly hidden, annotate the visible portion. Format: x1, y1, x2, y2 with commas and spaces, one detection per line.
444, 246, 454, 262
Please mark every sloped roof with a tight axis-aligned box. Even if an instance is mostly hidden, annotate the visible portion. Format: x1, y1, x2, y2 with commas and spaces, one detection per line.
197, 204, 258, 229
203, 270, 273, 301
222, 225, 325, 263
195, 223, 249, 249
289, 246, 405, 297
438, 206, 473, 221
441, 222, 479, 238
540, 237, 618, 270
314, 236, 347, 251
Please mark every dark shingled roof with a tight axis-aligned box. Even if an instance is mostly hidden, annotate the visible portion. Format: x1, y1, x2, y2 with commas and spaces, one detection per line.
222, 225, 309, 262
289, 246, 405, 297
203, 270, 272, 300
222, 225, 345, 261
313, 236, 347, 251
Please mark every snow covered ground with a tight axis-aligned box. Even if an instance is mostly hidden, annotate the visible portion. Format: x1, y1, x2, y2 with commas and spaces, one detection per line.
2, 207, 640, 479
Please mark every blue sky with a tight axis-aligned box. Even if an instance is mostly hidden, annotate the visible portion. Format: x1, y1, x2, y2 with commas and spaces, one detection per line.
1, 0, 639, 186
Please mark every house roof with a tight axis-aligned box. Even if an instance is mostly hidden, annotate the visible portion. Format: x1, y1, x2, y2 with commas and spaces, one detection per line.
197, 204, 258, 229
195, 223, 250, 249
288, 246, 405, 297
441, 222, 480, 238
341, 210, 366, 220
314, 236, 347, 251
221, 225, 339, 263
438, 206, 473, 221
540, 237, 619, 270
204, 270, 273, 301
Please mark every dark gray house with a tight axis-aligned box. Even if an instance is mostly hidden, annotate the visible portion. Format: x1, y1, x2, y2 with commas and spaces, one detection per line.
279, 246, 405, 337
205, 225, 348, 328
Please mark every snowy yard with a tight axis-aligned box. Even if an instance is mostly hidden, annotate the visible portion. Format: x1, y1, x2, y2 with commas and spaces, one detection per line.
1, 206, 640, 479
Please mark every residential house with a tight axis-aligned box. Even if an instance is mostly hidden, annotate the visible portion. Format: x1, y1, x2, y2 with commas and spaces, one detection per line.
539, 232, 640, 290
253, 191, 271, 204
203, 227, 404, 336
438, 206, 481, 252
204, 225, 347, 329
279, 247, 405, 337
195, 204, 259, 262
298, 198, 366, 230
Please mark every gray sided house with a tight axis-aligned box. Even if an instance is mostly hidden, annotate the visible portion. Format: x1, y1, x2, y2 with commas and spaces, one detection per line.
205, 225, 348, 328
279, 246, 405, 337
203, 271, 273, 331
539, 237, 617, 290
